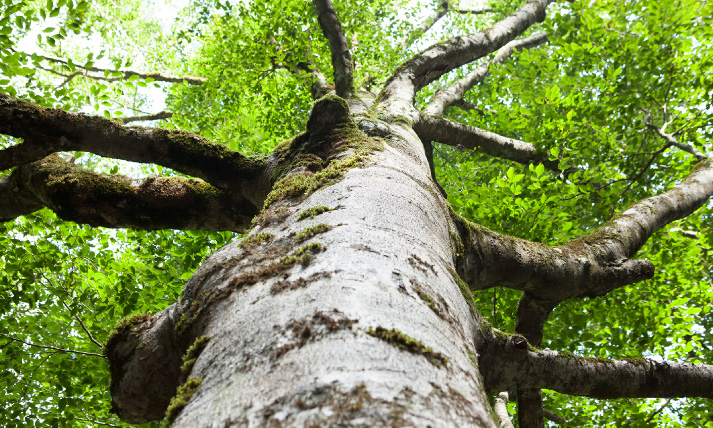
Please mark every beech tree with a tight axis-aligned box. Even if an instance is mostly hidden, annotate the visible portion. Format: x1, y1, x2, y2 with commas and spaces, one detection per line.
1, 0, 712, 426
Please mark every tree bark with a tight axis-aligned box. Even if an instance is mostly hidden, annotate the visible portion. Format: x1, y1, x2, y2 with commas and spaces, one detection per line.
107, 97, 498, 426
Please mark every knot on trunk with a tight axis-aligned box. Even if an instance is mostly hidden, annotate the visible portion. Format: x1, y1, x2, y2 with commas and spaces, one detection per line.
105, 307, 184, 423
306, 95, 354, 137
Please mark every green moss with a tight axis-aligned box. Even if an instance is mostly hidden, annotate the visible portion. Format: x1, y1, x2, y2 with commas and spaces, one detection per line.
104, 312, 153, 398
263, 148, 375, 209
449, 231, 464, 259
256, 98, 387, 232
251, 207, 290, 228
296, 224, 331, 242
175, 301, 201, 335
180, 336, 209, 378
306, 95, 353, 136
467, 348, 478, 367
165, 377, 202, 426
103, 312, 151, 357
271, 152, 325, 184
297, 205, 335, 221
239, 232, 275, 249
366, 326, 448, 367
151, 128, 267, 179
452, 270, 477, 318
414, 287, 440, 315
280, 243, 326, 266
177, 239, 329, 335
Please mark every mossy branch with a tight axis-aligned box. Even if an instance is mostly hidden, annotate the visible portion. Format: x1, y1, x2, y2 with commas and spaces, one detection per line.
0, 94, 267, 198
0, 155, 257, 230
477, 326, 713, 399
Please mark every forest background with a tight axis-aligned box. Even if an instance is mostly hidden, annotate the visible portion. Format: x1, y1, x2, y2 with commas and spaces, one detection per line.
0, 0, 711, 426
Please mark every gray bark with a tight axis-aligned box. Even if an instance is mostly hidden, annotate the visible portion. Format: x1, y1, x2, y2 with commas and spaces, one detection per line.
108, 98, 497, 426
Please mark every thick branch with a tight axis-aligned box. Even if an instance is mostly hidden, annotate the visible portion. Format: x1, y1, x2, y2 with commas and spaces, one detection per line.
375, 0, 551, 120
313, 0, 354, 98
0, 155, 257, 231
514, 294, 552, 428
479, 329, 713, 399
455, 157, 713, 302
424, 33, 548, 115
0, 94, 270, 207
18, 49, 207, 85
414, 114, 559, 169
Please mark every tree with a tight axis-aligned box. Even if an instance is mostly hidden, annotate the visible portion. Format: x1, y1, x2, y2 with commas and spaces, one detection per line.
1, 0, 712, 426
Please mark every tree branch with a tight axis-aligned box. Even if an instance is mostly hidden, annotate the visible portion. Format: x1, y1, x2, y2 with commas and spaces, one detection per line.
375, 0, 552, 121
0, 155, 257, 231
543, 408, 567, 425
398, 0, 449, 50
455, 6, 494, 14
0, 332, 104, 358
399, 1, 494, 51
494, 392, 516, 428
455, 157, 713, 302
424, 33, 548, 115
514, 294, 553, 428
313, 0, 354, 98
478, 328, 713, 399
16, 49, 207, 85
643, 112, 705, 160
294, 62, 333, 99
449, 99, 494, 115
414, 114, 559, 169
0, 94, 271, 207
73, 313, 104, 349
121, 111, 174, 124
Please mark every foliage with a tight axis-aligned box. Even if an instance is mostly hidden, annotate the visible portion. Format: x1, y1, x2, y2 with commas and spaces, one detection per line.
0, 0, 711, 426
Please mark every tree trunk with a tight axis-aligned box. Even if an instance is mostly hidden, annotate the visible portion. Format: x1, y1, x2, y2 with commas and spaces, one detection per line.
107, 97, 498, 427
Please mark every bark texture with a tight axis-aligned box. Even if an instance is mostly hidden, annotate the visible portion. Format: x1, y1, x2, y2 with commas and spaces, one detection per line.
107, 98, 497, 427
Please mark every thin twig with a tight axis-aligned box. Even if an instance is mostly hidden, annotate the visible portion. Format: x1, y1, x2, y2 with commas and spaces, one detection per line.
17, 48, 207, 85
0, 333, 104, 358
620, 143, 672, 196
72, 314, 104, 349
642, 108, 705, 159
644, 399, 672, 423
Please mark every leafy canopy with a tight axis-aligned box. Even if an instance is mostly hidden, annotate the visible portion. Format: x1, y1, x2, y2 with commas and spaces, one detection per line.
0, 0, 711, 426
